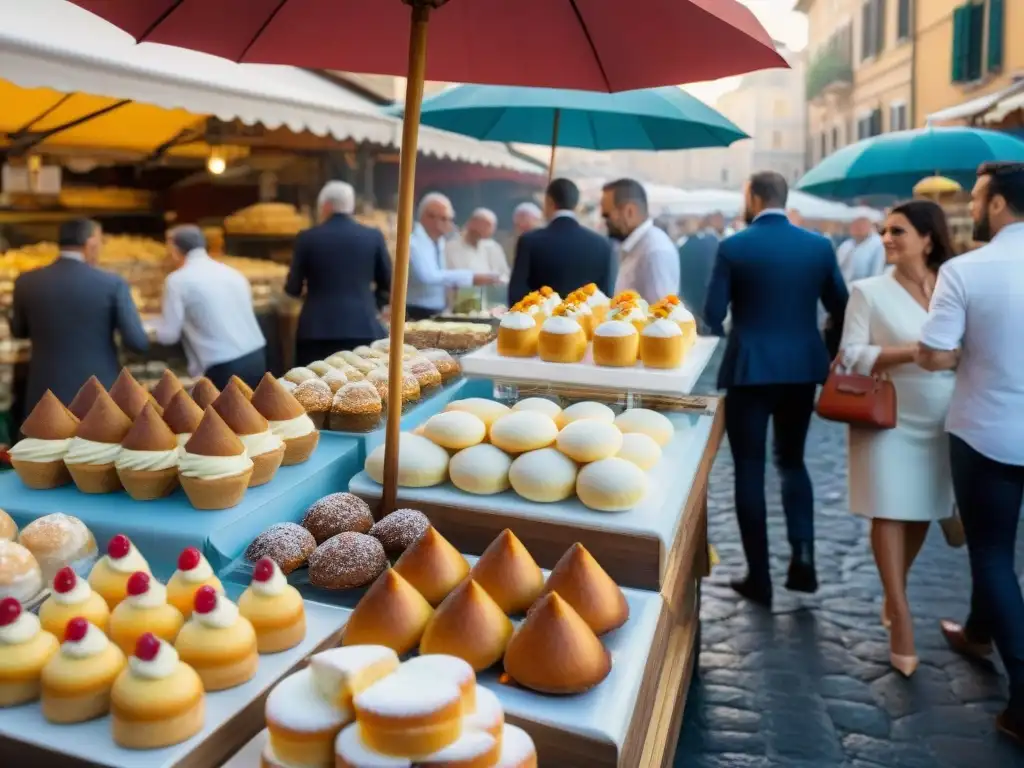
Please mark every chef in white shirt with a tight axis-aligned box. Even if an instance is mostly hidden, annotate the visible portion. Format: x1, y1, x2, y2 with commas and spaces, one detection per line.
444, 208, 510, 279
153, 225, 266, 389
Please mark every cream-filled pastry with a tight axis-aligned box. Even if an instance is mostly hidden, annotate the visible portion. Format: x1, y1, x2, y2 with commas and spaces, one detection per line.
252, 373, 319, 466
88, 534, 151, 609
212, 383, 285, 487
9, 391, 79, 489
64, 390, 132, 494
41, 618, 126, 723
592, 319, 640, 367
639, 318, 684, 369
162, 389, 204, 449
40, 566, 111, 638
238, 558, 306, 653
166, 547, 224, 618
497, 310, 539, 357
117, 402, 180, 501
265, 666, 352, 768
109, 572, 184, 655
179, 408, 254, 510
538, 314, 586, 364
174, 587, 258, 691
309, 645, 399, 710
0, 597, 59, 707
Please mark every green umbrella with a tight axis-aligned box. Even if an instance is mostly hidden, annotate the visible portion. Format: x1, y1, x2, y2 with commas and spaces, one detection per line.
797, 126, 1024, 199
389, 84, 747, 180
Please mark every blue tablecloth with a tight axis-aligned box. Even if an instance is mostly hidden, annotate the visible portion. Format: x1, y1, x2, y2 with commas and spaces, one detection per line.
0, 436, 362, 580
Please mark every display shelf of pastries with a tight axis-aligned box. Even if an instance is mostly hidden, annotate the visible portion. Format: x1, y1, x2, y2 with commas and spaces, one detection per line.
400, 319, 497, 352
223, 203, 311, 237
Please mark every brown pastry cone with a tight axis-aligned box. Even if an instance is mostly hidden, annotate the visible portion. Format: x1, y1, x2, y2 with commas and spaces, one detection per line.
68, 376, 107, 420
541, 543, 629, 635
251, 373, 317, 466
420, 579, 513, 671
190, 377, 221, 410
151, 370, 184, 409
11, 391, 79, 489
108, 368, 153, 419
66, 391, 132, 494
392, 526, 470, 607
229, 376, 254, 399
212, 385, 282, 487
503, 592, 611, 695
470, 529, 545, 615
180, 408, 253, 510
342, 570, 433, 654
163, 390, 203, 436
117, 403, 180, 501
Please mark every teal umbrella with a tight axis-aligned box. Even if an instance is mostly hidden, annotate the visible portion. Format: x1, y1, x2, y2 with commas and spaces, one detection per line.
388, 84, 747, 180
797, 126, 1024, 199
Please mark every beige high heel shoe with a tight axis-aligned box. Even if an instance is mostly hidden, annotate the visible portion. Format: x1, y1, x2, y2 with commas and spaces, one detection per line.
890, 652, 919, 677
882, 598, 891, 631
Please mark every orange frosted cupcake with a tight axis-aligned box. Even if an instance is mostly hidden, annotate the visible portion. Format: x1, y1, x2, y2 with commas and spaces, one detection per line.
538, 307, 586, 364
497, 303, 539, 358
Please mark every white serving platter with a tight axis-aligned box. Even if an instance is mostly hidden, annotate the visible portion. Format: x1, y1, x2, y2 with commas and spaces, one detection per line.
459, 336, 719, 396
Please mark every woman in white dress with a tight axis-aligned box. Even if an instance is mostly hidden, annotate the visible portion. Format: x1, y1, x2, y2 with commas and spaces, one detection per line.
839, 200, 957, 678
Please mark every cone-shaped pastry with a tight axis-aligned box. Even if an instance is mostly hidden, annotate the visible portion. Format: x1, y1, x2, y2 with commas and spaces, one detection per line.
342, 570, 433, 654
229, 376, 254, 399
503, 592, 611, 694
115, 403, 180, 500
420, 579, 513, 671
163, 390, 203, 449
212, 384, 284, 487
190, 377, 220, 410
151, 370, 184, 409
251, 373, 319, 466
179, 408, 253, 510
392, 527, 470, 607
68, 376, 106, 420
109, 368, 153, 420
541, 543, 629, 635
9, 391, 79, 489
470, 529, 544, 615
64, 391, 131, 494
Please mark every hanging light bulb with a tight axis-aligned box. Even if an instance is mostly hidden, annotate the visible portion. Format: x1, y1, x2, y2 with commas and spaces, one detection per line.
207, 149, 226, 175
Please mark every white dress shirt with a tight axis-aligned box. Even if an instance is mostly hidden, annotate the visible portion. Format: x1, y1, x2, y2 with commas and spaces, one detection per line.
406, 223, 473, 312
152, 249, 265, 377
444, 236, 510, 279
836, 232, 887, 286
920, 222, 1024, 465
614, 218, 680, 305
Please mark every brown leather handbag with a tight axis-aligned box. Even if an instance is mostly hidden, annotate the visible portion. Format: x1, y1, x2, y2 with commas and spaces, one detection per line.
816, 361, 897, 429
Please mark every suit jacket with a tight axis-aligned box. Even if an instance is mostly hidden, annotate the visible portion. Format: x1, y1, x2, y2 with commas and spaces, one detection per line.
677, 233, 718, 330
11, 257, 149, 411
286, 214, 392, 341
704, 213, 848, 389
508, 216, 616, 305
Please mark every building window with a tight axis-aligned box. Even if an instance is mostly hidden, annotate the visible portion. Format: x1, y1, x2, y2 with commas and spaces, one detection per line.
857, 109, 883, 140
832, 126, 840, 149
820, 132, 827, 159
897, 0, 912, 40
860, 0, 887, 61
889, 102, 908, 131
952, 0, 1004, 83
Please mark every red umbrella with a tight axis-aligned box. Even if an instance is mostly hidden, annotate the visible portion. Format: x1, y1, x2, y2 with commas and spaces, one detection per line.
68, 0, 783, 511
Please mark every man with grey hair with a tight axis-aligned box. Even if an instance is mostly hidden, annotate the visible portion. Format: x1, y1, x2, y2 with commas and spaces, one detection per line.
513, 202, 543, 236
154, 224, 266, 389
444, 207, 509, 278
286, 180, 391, 363
407, 192, 500, 319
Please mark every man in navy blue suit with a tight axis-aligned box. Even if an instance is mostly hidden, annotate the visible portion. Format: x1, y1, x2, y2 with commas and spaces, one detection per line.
705, 171, 849, 607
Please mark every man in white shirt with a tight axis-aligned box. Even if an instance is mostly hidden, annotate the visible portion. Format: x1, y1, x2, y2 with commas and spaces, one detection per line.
406, 193, 500, 319
444, 208, 510, 279
836, 216, 887, 286
918, 162, 1024, 742
153, 225, 266, 389
601, 178, 680, 304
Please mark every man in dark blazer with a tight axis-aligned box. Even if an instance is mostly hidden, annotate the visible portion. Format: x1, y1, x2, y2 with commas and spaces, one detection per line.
705, 171, 848, 608
286, 181, 392, 365
677, 231, 719, 333
11, 218, 149, 414
508, 178, 616, 304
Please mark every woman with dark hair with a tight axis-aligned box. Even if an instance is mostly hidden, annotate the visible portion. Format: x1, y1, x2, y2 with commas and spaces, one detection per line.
839, 200, 957, 678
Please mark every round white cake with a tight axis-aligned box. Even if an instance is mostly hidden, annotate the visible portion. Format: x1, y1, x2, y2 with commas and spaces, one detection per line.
365, 432, 450, 488
508, 448, 578, 503
614, 408, 675, 447
576, 457, 648, 511
561, 401, 615, 426
444, 398, 511, 428
511, 397, 564, 427
423, 410, 487, 450
449, 444, 513, 495
616, 432, 663, 471
555, 419, 623, 464
489, 411, 559, 454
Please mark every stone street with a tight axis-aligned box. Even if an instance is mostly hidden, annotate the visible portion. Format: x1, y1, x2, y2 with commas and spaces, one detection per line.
675, 408, 1024, 768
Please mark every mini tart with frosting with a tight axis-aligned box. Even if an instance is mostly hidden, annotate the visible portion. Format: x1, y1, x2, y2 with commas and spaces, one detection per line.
639, 318, 685, 369
109, 572, 184, 655
179, 408, 255, 510
238, 558, 306, 653
190, 376, 221, 411
565, 290, 596, 338
151, 369, 184, 409
251, 373, 319, 466
163, 389, 204, 449
611, 289, 648, 314
110, 633, 204, 749
606, 300, 648, 335
109, 368, 157, 420
264, 664, 352, 768
0, 597, 60, 707
538, 313, 586, 364
175, 586, 257, 691
116, 402, 180, 500
537, 285, 562, 316
592, 319, 640, 367
40, 566, 111, 637
212, 382, 285, 487
580, 282, 611, 323
68, 376, 107, 420
166, 547, 224, 618
41, 618, 126, 723
9, 390, 79, 489
496, 307, 539, 358
64, 389, 132, 494
88, 534, 152, 609
651, 295, 698, 350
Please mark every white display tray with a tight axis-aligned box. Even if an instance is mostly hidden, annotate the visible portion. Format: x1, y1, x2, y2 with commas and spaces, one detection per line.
0, 593, 349, 768
459, 336, 719, 396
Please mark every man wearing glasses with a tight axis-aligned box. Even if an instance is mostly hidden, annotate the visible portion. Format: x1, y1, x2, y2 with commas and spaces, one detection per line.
407, 192, 501, 320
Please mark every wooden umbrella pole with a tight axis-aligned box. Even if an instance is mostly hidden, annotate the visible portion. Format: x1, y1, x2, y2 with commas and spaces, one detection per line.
382, 2, 431, 514
547, 107, 561, 183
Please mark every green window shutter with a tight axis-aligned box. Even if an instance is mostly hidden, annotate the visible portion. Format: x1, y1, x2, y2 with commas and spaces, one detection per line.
988, 0, 1005, 73
952, 5, 969, 82
966, 2, 985, 81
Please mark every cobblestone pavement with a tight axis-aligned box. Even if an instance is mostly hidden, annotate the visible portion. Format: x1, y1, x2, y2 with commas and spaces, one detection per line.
674, 406, 1024, 767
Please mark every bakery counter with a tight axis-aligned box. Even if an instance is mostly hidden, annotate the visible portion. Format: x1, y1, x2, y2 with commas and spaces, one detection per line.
0, 587, 350, 768
0, 436, 363, 580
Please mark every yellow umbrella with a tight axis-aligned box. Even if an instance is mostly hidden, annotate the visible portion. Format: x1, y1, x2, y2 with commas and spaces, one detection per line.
913, 175, 963, 198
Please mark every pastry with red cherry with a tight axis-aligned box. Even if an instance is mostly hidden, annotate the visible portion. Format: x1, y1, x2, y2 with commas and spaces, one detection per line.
0, 597, 59, 706
39, 566, 111, 638
40, 617, 126, 723
238, 558, 306, 653
88, 534, 151, 609
166, 547, 224, 618
109, 572, 184, 655
175, 586, 258, 691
